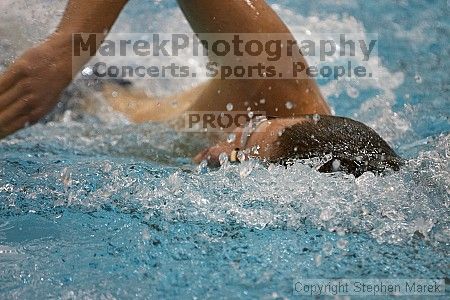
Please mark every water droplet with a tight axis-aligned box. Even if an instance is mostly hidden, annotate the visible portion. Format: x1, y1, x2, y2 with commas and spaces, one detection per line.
219, 152, 229, 166
237, 151, 246, 162
251, 145, 260, 155
336, 227, 346, 236
312, 114, 320, 123
285, 101, 294, 110
322, 242, 333, 256
248, 111, 254, 118
239, 161, 254, 178
226, 103, 234, 111
197, 160, 208, 174
346, 86, 359, 99
142, 228, 150, 241
315, 254, 322, 266
320, 208, 333, 221
112, 91, 118, 98
81, 66, 93, 76
227, 133, 236, 143
260, 98, 266, 104
336, 239, 348, 250
277, 129, 285, 137
414, 74, 422, 83
102, 162, 112, 173
60, 167, 72, 189
332, 159, 341, 171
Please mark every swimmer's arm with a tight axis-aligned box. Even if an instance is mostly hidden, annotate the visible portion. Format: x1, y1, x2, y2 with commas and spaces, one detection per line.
178, 0, 295, 66
54, 0, 130, 73
0, 0, 129, 138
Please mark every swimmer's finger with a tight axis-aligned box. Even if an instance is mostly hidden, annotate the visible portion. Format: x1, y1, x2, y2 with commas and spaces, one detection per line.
194, 145, 232, 167
193, 148, 209, 164
194, 147, 222, 167
0, 115, 30, 139
0, 97, 34, 130
0, 67, 22, 95
0, 84, 27, 110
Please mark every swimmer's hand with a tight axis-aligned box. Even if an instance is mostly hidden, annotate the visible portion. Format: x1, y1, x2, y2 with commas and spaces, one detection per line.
0, 35, 73, 138
193, 120, 285, 167
193, 141, 240, 167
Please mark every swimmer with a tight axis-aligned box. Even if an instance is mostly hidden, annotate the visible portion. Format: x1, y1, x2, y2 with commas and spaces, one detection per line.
0, 0, 402, 176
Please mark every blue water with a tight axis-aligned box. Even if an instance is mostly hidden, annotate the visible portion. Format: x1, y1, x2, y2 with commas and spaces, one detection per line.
0, 0, 449, 299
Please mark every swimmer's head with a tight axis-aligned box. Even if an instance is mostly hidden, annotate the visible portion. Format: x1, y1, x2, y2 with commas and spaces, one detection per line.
273, 115, 403, 177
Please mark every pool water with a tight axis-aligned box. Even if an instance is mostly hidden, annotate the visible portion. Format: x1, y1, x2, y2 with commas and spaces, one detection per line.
0, 0, 449, 299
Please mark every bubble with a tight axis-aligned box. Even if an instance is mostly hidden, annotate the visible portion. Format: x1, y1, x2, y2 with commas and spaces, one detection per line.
248, 111, 254, 118
260, 98, 266, 104
285, 101, 294, 110
226, 103, 234, 111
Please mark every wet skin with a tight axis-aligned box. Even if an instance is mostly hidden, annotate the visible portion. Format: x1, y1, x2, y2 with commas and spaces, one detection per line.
1, 0, 373, 172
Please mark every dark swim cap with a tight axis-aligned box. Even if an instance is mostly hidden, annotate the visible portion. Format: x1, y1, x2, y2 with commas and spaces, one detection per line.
274, 115, 403, 177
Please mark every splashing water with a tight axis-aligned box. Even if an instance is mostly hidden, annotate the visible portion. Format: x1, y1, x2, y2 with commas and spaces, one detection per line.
0, 0, 448, 298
